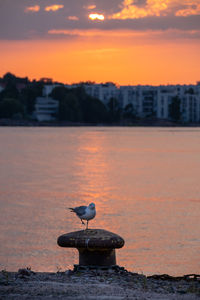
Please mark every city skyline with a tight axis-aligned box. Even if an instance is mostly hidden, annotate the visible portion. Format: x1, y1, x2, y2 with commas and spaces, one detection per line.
0, 0, 200, 85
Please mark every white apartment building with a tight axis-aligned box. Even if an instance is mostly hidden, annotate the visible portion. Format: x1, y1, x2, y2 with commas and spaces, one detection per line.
157, 86, 176, 119
118, 86, 138, 110
119, 83, 200, 121
136, 86, 157, 118
118, 86, 157, 117
34, 97, 59, 121
84, 83, 118, 106
83, 84, 157, 117
157, 84, 200, 123
181, 93, 200, 123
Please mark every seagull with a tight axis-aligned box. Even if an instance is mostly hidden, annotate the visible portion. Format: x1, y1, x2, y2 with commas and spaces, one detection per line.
68, 203, 96, 229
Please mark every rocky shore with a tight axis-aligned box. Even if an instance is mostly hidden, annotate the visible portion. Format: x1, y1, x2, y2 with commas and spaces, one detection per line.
0, 267, 199, 299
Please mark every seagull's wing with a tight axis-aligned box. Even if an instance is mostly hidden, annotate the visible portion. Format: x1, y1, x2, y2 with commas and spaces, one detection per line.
69, 205, 87, 217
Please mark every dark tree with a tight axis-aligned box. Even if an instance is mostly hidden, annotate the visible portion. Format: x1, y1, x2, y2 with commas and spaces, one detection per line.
88, 97, 108, 123
2, 72, 17, 84
51, 85, 108, 123
0, 82, 19, 101
19, 82, 43, 116
58, 93, 82, 122
50, 86, 80, 121
169, 96, 181, 122
79, 96, 108, 123
50, 86, 69, 101
107, 97, 121, 123
0, 98, 24, 119
2, 72, 28, 84
185, 88, 194, 94
123, 103, 136, 122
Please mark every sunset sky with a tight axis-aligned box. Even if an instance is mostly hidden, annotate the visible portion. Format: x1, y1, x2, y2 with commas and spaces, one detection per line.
0, 0, 200, 85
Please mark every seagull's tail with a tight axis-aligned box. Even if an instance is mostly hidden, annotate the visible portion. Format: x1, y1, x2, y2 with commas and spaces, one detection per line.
68, 208, 75, 212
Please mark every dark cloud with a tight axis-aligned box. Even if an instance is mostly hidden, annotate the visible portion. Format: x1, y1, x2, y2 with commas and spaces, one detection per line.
0, 0, 200, 40
103, 15, 200, 31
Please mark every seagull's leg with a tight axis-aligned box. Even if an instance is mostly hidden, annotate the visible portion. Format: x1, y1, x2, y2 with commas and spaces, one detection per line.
86, 220, 89, 230
81, 219, 85, 225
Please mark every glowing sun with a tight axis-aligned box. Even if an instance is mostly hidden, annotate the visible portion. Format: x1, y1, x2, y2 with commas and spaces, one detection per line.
89, 13, 105, 21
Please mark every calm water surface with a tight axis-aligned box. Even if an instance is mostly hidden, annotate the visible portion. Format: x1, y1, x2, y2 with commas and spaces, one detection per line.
0, 127, 200, 275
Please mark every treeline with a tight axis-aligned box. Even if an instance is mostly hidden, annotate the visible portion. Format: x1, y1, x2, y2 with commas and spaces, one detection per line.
0, 72, 137, 124
50, 85, 130, 124
0, 72, 43, 119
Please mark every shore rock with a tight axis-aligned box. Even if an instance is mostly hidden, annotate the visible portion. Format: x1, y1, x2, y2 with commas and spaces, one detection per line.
0, 268, 199, 299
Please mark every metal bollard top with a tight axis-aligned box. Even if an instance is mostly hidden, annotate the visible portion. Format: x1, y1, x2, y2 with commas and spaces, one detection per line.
57, 229, 125, 250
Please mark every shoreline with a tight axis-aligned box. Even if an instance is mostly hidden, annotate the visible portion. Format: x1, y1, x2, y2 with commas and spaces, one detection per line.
1, 268, 199, 299
1, 119, 200, 127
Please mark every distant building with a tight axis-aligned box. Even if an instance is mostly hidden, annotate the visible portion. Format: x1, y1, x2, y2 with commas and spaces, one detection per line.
136, 86, 157, 118
84, 83, 118, 106
41, 82, 200, 124
119, 86, 137, 108
34, 97, 59, 121
157, 86, 176, 119
43, 84, 61, 97
181, 93, 200, 123
156, 84, 200, 123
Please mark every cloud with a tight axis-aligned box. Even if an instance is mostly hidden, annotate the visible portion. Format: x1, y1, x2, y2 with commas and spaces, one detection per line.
24, 5, 40, 13
176, 3, 200, 17
68, 16, 79, 21
24, 4, 65, 14
48, 29, 107, 37
1, 0, 200, 41
47, 28, 200, 41
48, 29, 138, 38
108, 0, 170, 19
84, 5, 97, 10
108, 0, 200, 19
45, 5, 64, 12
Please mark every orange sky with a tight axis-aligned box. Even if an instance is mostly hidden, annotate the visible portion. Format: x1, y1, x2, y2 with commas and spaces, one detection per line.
1, 35, 199, 85
0, 0, 200, 85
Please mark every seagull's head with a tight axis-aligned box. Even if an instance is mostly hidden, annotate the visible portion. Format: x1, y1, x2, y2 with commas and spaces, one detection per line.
89, 203, 95, 210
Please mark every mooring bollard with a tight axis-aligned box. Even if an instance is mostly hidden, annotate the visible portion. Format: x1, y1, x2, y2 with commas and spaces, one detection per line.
57, 229, 124, 269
